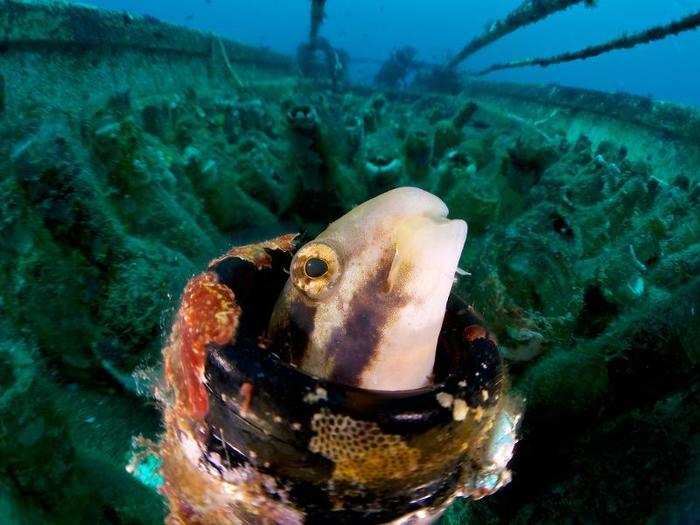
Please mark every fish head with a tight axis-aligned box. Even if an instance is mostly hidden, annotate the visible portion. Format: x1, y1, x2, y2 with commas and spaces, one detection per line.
269, 187, 467, 391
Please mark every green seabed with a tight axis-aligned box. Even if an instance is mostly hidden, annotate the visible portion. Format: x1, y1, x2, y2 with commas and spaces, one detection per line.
1, 3, 699, 524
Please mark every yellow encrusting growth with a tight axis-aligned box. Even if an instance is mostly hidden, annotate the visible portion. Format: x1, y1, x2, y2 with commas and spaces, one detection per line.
309, 408, 421, 484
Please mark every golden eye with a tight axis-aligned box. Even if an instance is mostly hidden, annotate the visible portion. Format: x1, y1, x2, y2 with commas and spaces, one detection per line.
291, 242, 341, 299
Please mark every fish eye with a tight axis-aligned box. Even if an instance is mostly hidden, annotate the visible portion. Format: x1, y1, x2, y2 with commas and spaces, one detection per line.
304, 257, 328, 278
291, 242, 341, 299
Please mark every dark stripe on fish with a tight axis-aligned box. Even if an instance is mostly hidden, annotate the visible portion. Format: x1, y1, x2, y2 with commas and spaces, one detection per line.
327, 250, 406, 386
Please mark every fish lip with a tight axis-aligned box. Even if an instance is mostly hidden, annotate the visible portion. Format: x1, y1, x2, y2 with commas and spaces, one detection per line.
416, 216, 468, 245
389, 187, 466, 233
421, 194, 465, 232
423, 199, 455, 223
398, 187, 450, 219
429, 207, 450, 220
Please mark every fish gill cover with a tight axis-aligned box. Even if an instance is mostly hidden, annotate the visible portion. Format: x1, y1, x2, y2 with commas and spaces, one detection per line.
0, 0, 698, 523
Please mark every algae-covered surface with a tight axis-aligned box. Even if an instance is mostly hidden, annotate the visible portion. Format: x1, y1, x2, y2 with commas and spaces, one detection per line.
1, 3, 699, 524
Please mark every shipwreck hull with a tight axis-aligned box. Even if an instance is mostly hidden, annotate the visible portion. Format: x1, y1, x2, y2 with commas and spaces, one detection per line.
2, 0, 699, 179
0, 0, 295, 120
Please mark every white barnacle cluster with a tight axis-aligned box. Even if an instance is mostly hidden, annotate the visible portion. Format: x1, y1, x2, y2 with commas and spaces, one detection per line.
303, 386, 329, 404
435, 391, 469, 421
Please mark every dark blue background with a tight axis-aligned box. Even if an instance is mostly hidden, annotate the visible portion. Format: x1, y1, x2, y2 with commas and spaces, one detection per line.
85, 0, 700, 107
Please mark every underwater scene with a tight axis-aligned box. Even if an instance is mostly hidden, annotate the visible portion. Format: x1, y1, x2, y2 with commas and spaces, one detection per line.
1, 0, 699, 523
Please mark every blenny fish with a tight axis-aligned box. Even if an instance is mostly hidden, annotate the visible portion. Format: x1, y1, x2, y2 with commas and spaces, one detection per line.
269, 186, 467, 390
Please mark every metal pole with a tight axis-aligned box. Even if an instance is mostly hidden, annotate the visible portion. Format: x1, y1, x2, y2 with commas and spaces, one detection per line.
446, 0, 594, 70
310, 0, 327, 44
476, 10, 700, 75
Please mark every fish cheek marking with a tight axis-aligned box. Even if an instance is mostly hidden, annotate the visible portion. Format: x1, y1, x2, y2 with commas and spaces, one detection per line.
328, 251, 408, 386
286, 297, 318, 366
328, 300, 382, 386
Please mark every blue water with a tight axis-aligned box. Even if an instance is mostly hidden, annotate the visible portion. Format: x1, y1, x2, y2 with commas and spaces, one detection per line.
86, 0, 700, 107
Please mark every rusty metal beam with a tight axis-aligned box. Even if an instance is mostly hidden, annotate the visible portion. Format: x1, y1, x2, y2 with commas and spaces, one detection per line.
446, 0, 594, 69
476, 10, 700, 75
310, 0, 327, 44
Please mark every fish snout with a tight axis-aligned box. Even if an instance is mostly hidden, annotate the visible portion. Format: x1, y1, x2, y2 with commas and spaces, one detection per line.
390, 215, 466, 297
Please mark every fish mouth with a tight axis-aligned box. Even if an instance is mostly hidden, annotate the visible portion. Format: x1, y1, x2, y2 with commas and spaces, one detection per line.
389, 195, 467, 295
435, 217, 468, 248
412, 189, 467, 241
400, 215, 467, 265
379, 187, 467, 275
402, 187, 450, 219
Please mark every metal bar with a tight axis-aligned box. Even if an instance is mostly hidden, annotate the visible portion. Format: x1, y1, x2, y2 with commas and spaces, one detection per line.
446, 0, 594, 70
310, 0, 327, 44
476, 10, 700, 75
